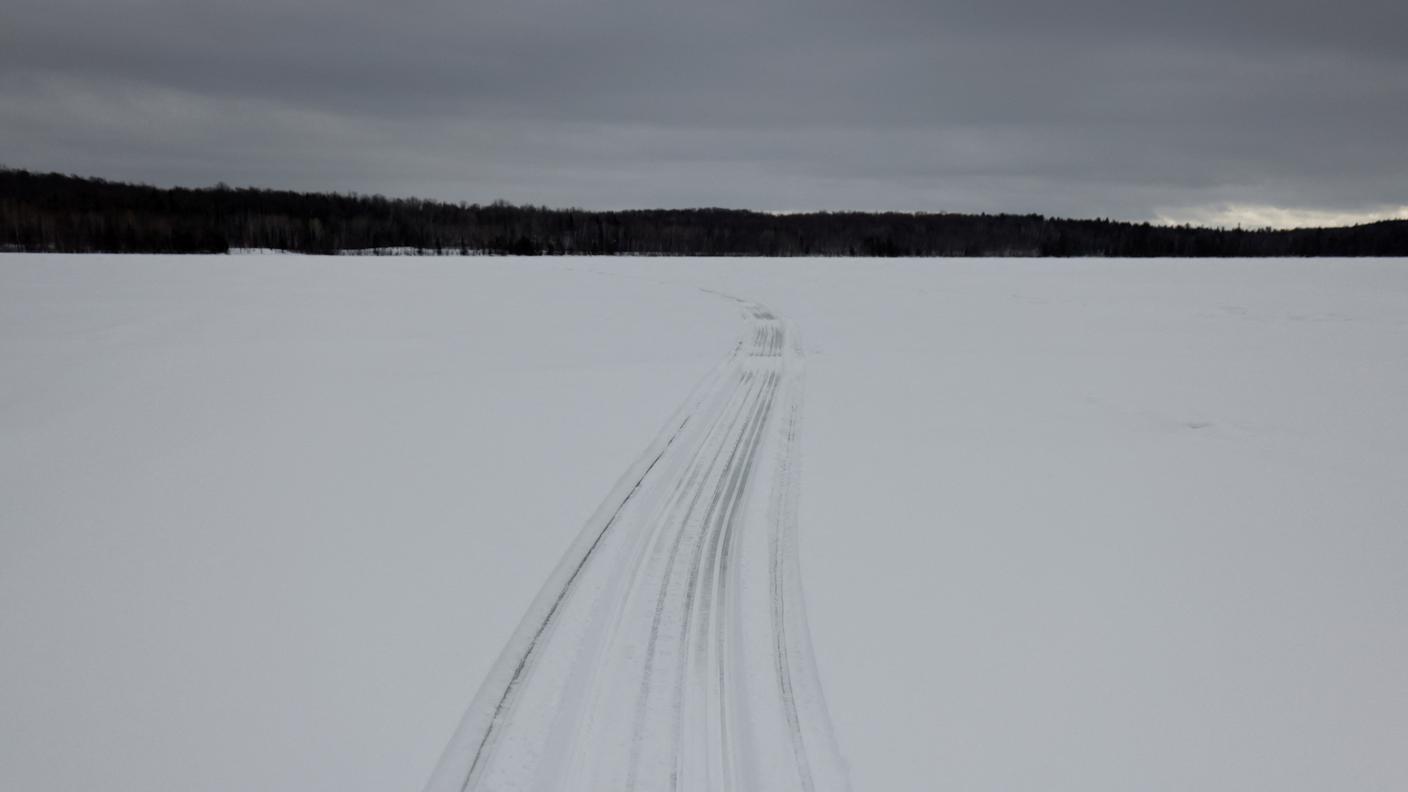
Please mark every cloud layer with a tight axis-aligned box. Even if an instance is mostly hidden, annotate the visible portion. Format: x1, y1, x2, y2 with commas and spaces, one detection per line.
2, 0, 1405, 220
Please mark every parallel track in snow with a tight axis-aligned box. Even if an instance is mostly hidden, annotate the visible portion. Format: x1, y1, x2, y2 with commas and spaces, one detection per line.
425, 296, 849, 792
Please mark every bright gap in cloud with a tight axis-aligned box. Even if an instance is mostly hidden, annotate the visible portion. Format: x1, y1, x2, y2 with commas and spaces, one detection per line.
1154, 204, 1408, 230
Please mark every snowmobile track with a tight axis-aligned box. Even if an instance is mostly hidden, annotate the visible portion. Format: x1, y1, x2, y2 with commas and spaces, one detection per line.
425, 295, 849, 792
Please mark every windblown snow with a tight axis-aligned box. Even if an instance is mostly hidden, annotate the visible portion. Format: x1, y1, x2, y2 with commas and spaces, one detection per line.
3, 255, 1407, 792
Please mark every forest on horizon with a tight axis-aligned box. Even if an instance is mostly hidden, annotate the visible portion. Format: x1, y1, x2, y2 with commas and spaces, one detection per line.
4, 168, 1406, 257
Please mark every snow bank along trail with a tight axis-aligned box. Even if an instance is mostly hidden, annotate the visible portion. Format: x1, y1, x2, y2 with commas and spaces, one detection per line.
425, 296, 849, 792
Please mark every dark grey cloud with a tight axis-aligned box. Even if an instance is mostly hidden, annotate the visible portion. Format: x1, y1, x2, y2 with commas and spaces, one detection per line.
2, 0, 1405, 222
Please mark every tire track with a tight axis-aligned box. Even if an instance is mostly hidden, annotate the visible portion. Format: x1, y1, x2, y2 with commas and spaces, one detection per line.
424, 295, 849, 792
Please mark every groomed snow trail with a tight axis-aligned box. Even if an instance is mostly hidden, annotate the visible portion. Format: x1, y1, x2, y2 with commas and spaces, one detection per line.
425, 296, 849, 792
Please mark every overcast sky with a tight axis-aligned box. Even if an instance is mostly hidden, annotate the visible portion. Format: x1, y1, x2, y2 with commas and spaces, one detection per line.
3, 0, 1406, 225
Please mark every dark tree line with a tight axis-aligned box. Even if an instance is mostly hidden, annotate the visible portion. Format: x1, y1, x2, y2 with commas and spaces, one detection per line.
4, 167, 1407, 257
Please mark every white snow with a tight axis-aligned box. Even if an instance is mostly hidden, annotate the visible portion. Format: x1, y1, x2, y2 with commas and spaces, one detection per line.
3, 254, 1407, 792
0, 255, 737, 791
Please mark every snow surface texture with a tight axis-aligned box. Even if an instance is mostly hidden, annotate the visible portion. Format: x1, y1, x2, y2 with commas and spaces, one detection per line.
3, 255, 1407, 792
425, 296, 848, 792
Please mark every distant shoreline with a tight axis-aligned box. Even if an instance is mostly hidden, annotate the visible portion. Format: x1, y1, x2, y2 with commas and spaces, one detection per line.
5, 168, 1406, 257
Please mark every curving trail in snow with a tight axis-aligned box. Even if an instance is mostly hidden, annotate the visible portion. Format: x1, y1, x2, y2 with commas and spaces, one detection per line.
424, 295, 849, 792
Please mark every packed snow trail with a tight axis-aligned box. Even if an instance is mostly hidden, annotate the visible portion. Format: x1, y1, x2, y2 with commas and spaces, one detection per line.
425, 297, 849, 792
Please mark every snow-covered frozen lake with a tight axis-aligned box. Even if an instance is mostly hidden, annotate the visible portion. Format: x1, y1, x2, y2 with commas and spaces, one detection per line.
3, 255, 1406, 791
